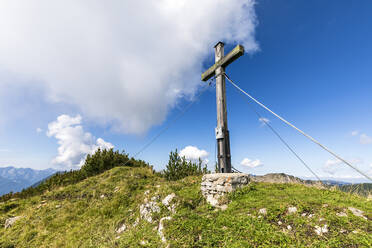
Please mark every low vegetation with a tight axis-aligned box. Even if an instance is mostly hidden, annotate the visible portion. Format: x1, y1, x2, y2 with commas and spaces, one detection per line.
0, 149, 371, 247
162, 150, 209, 181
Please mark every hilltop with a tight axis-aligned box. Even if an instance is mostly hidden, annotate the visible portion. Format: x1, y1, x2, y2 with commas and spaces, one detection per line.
0, 165, 371, 247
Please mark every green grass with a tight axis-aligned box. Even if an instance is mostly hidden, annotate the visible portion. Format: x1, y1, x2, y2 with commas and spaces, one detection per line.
0, 166, 371, 248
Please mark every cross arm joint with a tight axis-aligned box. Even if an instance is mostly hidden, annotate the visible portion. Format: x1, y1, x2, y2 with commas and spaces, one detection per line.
201, 44, 244, 81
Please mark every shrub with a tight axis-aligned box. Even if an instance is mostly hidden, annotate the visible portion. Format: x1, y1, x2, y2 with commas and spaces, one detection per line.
162, 149, 209, 181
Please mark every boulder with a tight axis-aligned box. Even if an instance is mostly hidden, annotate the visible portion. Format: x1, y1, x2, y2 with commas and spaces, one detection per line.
5, 216, 21, 229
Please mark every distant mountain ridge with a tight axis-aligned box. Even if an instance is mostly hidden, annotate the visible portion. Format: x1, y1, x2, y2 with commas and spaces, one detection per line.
0, 166, 56, 196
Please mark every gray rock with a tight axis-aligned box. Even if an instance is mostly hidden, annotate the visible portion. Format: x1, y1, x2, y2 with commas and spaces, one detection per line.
116, 223, 126, 234
287, 206, 297, 214
314, 225, 328, 236
336, 212, 347, 217
348, 207, 367, 220
258, 208, 267, 215
162, 193, 176, 207
5, 216, 21, 229
140, 201, 160, 223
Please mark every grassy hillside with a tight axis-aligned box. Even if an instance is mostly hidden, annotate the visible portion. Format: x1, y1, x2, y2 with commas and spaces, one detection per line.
338, 183, 372, 198
0, 166, 371, 248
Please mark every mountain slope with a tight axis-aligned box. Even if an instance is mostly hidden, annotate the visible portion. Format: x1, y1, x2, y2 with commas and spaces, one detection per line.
0, 167, 56, 196
0, 176, 25, 196
0, 166, 371, 247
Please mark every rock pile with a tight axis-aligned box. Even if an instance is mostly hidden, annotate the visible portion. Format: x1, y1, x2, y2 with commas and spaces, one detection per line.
201, 173, 250, 207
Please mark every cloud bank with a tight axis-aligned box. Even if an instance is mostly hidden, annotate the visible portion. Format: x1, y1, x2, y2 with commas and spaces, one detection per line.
47, 114, 114, 169
0, 0, 258, 134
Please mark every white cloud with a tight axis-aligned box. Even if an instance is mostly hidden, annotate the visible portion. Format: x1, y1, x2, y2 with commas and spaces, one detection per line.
47, 114, 114, 169
323, 159, 342, 175
350, 130, 372, 145
179, 146, 209, 164
359, 133, 372, 145
36, 128, 43, 133
351, 130, 359, 136
240, 158, 263, 168
0, 0, 258, 134
323, 158, 362, 175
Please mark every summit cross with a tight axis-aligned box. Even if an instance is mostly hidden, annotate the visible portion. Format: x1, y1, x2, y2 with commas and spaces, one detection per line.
202, 42, 244, 173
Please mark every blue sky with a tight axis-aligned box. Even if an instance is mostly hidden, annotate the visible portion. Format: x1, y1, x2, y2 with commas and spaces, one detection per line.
0, 0, 371, 182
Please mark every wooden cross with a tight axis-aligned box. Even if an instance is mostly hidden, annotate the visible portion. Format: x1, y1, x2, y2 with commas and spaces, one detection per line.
202, 42, 244, 173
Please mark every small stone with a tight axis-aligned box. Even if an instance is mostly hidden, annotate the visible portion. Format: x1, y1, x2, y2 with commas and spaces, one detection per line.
352, 230, 359, 234
278, 221, 282, 225
308, 214, 314, 218
155, 185, 161, 188
287, 206, 297, 214
5, 216, 21, 229
140, 240, 148, 245
340, 229, 346, 233
144, 190, 150, 196
116, 223, 127, 234
114, 187, 120, 193
162, 193, 176, 207
322, 204, 328, 208
55, 205, 61, 209
220, 204, 228, 211
140, 201, 160, 223
319, 218, 325, 221
115, 236, 120, 240
336, 212, 347, 217
314, 225, 328, 236
258, 208, 267, 215
301, 213, 307, 217
151, 195, 160, 201
100, 194, 105, 199
348, 207, 367, 220
287, 225, 292, 230
222, 226, 228, 230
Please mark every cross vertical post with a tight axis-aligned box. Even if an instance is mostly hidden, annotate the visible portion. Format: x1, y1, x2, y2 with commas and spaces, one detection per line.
214, 42, 231, 173
201, 42, 244, 173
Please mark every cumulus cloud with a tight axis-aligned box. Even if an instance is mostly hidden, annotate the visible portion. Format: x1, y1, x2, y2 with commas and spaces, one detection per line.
180, 146, 209, 164
0, 0, 258, 134
240, 158, 263, 168
47, 114, 114, 169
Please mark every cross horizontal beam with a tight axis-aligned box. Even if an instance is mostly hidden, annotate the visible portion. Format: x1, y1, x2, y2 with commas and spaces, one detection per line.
201, 44, 244, 81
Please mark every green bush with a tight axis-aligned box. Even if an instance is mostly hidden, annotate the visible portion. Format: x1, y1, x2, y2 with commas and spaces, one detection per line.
162, 149, 209, 181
